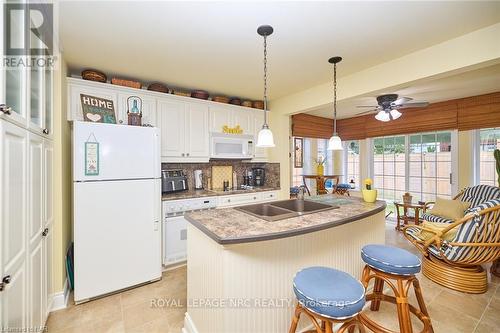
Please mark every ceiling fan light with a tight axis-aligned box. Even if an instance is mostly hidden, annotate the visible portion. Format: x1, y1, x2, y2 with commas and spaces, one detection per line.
390, 109, 402, 120
375, 111, 390, 122
256, 126, 275, 147
327, 135, 343, 151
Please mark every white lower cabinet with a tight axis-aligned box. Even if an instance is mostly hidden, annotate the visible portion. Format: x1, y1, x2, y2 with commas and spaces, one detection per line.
217, 191, 279, 208
0, 120, 53, 329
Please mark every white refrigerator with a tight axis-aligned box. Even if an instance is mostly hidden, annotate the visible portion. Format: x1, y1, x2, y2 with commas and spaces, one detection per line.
73, 121, 162, 302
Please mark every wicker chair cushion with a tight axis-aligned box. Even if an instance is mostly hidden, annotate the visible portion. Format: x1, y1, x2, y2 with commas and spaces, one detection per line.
443, 198, 500, 262
421, 212, 454, 224
293, 266, 365, 319
461, 185, 500, 209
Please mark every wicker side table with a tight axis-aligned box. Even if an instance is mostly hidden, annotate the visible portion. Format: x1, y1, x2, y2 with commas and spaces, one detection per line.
394, 202, 426, 231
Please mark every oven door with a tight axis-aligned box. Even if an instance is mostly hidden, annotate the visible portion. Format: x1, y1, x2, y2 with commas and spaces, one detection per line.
210, 134, 253, 159
163, 215, 187, 266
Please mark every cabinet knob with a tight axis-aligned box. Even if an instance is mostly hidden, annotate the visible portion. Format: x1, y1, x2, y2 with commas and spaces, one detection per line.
2, 275, 11, 285
43, 128, 49, 135
119, 120, 123, 124
42, 228, 49, 237
0, 104, 12, 115
186, 153, 190, 157
182, 153, 185, 157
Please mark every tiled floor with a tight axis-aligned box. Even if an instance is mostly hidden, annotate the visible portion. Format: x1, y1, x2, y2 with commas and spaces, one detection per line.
47, 222, 500, 333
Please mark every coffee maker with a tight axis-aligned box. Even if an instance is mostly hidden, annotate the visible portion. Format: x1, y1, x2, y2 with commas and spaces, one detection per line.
252, 168, 266, 187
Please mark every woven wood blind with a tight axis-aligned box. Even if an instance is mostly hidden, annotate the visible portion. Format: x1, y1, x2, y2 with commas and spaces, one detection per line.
292, 91, 500, 139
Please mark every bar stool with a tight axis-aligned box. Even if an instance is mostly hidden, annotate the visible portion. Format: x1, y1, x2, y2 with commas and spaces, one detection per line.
359, 244, 433, 333
289, 266, 366, 333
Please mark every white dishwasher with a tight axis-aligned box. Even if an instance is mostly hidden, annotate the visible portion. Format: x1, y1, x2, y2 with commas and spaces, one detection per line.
162, 196, 217, 266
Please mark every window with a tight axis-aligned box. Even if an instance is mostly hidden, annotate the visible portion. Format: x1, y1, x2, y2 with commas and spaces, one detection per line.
478, 128, 500, 186
344, 140, 360, 189
372, 131, 455, 202
373, 136, 406, 201
291, 137, 333, 189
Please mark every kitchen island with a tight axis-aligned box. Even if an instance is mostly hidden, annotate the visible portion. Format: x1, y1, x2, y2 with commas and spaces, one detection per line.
183, 196, 386, 333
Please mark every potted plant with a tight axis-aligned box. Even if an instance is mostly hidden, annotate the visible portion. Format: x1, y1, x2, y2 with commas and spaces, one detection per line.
495, 149, 500, 187
315, 155, 326, 176
362, 178, 377, 203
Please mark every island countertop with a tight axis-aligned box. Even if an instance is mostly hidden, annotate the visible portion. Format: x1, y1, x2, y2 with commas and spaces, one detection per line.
185, 196, 386, 244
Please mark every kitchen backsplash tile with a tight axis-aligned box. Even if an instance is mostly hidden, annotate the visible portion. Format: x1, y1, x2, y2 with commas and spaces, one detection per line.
162, 161, 280, 190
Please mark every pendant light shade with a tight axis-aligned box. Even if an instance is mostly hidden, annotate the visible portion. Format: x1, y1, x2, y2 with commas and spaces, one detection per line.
375, 110, 390, 122
390, 109, 402, 120
327, 56, 343, 151
256, 25, 275, 148
257, 126, 275, 147
327, 135, 343, 151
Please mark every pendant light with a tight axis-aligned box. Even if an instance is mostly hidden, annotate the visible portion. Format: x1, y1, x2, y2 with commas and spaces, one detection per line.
327, 56, 343, 151
256, 25, 275, 148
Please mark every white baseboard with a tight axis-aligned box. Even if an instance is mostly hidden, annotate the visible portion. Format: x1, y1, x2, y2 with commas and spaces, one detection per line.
50, 279, 70, 312
182, 312, 199, 333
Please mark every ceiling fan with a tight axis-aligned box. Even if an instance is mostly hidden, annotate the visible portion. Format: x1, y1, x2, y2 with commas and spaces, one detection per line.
356, 94, 429, 122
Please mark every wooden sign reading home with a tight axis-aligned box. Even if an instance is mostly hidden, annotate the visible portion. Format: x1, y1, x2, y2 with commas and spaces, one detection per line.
80, 94, 117, 124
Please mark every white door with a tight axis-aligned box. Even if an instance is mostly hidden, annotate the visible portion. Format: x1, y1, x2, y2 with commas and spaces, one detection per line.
117, 93, 157, 127
185, 103, 209, 158
209, 106, 232, 133
73, 122, 160, 181
74, 179, 161, 302
42, 140, 53, 317
27, 133, 44, 328
158, 100, 186, 158
0, 120, 28, 329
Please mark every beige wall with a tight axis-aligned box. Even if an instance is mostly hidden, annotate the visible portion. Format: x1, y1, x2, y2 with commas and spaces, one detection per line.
458, 130, 476, 190
53, 56, 72, 293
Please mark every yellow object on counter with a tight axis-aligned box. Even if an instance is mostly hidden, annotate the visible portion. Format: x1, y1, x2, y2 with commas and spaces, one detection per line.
362, 189, 378, 203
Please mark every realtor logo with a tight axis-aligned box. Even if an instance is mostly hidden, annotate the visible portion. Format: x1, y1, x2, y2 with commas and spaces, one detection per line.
3, 2, 57, 69
4, 3, 53, 56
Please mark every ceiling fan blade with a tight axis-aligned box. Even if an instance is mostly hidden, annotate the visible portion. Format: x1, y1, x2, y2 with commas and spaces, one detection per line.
356, 109, 378, 115
393, 97, 412, 105
399, 101, 429, 108
356, 105, 378, 108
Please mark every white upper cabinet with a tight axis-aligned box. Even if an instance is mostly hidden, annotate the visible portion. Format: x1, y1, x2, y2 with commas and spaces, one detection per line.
158, 99, 186, 158
209, 106, 254, 136
185, 103, 210, 158
157, 99, 210, 162
117, 93, 157, 127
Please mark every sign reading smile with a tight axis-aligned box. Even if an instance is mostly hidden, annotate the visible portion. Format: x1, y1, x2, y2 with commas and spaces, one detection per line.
222, 125, 243, 135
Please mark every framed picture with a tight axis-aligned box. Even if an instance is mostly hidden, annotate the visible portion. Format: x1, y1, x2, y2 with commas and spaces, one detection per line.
80, 94, 117, 124
294, 137, 303, 168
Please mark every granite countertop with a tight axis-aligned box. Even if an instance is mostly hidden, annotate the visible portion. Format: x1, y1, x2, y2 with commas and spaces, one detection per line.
185, 196, 386, 244
162, 186, 280, 201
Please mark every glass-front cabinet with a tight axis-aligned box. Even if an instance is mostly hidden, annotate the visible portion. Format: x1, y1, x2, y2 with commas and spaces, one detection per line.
0, 4, 53, 137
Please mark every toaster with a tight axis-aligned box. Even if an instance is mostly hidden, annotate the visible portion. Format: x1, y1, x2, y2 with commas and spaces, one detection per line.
162, 169, 188, 193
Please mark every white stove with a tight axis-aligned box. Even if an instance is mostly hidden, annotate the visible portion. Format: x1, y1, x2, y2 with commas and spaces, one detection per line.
162, 196, 217, 266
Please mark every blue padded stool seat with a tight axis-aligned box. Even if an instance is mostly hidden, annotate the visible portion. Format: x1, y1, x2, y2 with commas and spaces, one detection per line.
293, 266, 365, 319
337, 183, 351, 189
361, 244, 421, 276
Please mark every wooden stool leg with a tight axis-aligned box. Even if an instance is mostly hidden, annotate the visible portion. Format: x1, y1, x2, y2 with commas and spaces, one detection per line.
412, 278, 434, 333
370, 277, 384, 311
395, 279, 413, 333
288, 303, 302, 333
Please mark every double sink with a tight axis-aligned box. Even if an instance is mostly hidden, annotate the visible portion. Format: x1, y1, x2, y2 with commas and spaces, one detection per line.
235, 199, 339, 221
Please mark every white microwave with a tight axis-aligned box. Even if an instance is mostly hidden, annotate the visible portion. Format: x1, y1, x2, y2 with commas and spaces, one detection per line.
210, 133, 254, 159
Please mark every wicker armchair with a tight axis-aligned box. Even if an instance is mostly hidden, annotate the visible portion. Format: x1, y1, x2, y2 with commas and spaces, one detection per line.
403, 198, 500, 293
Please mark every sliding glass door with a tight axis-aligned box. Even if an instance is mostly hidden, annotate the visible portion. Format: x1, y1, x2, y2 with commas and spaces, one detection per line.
372, 131, 457, 202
